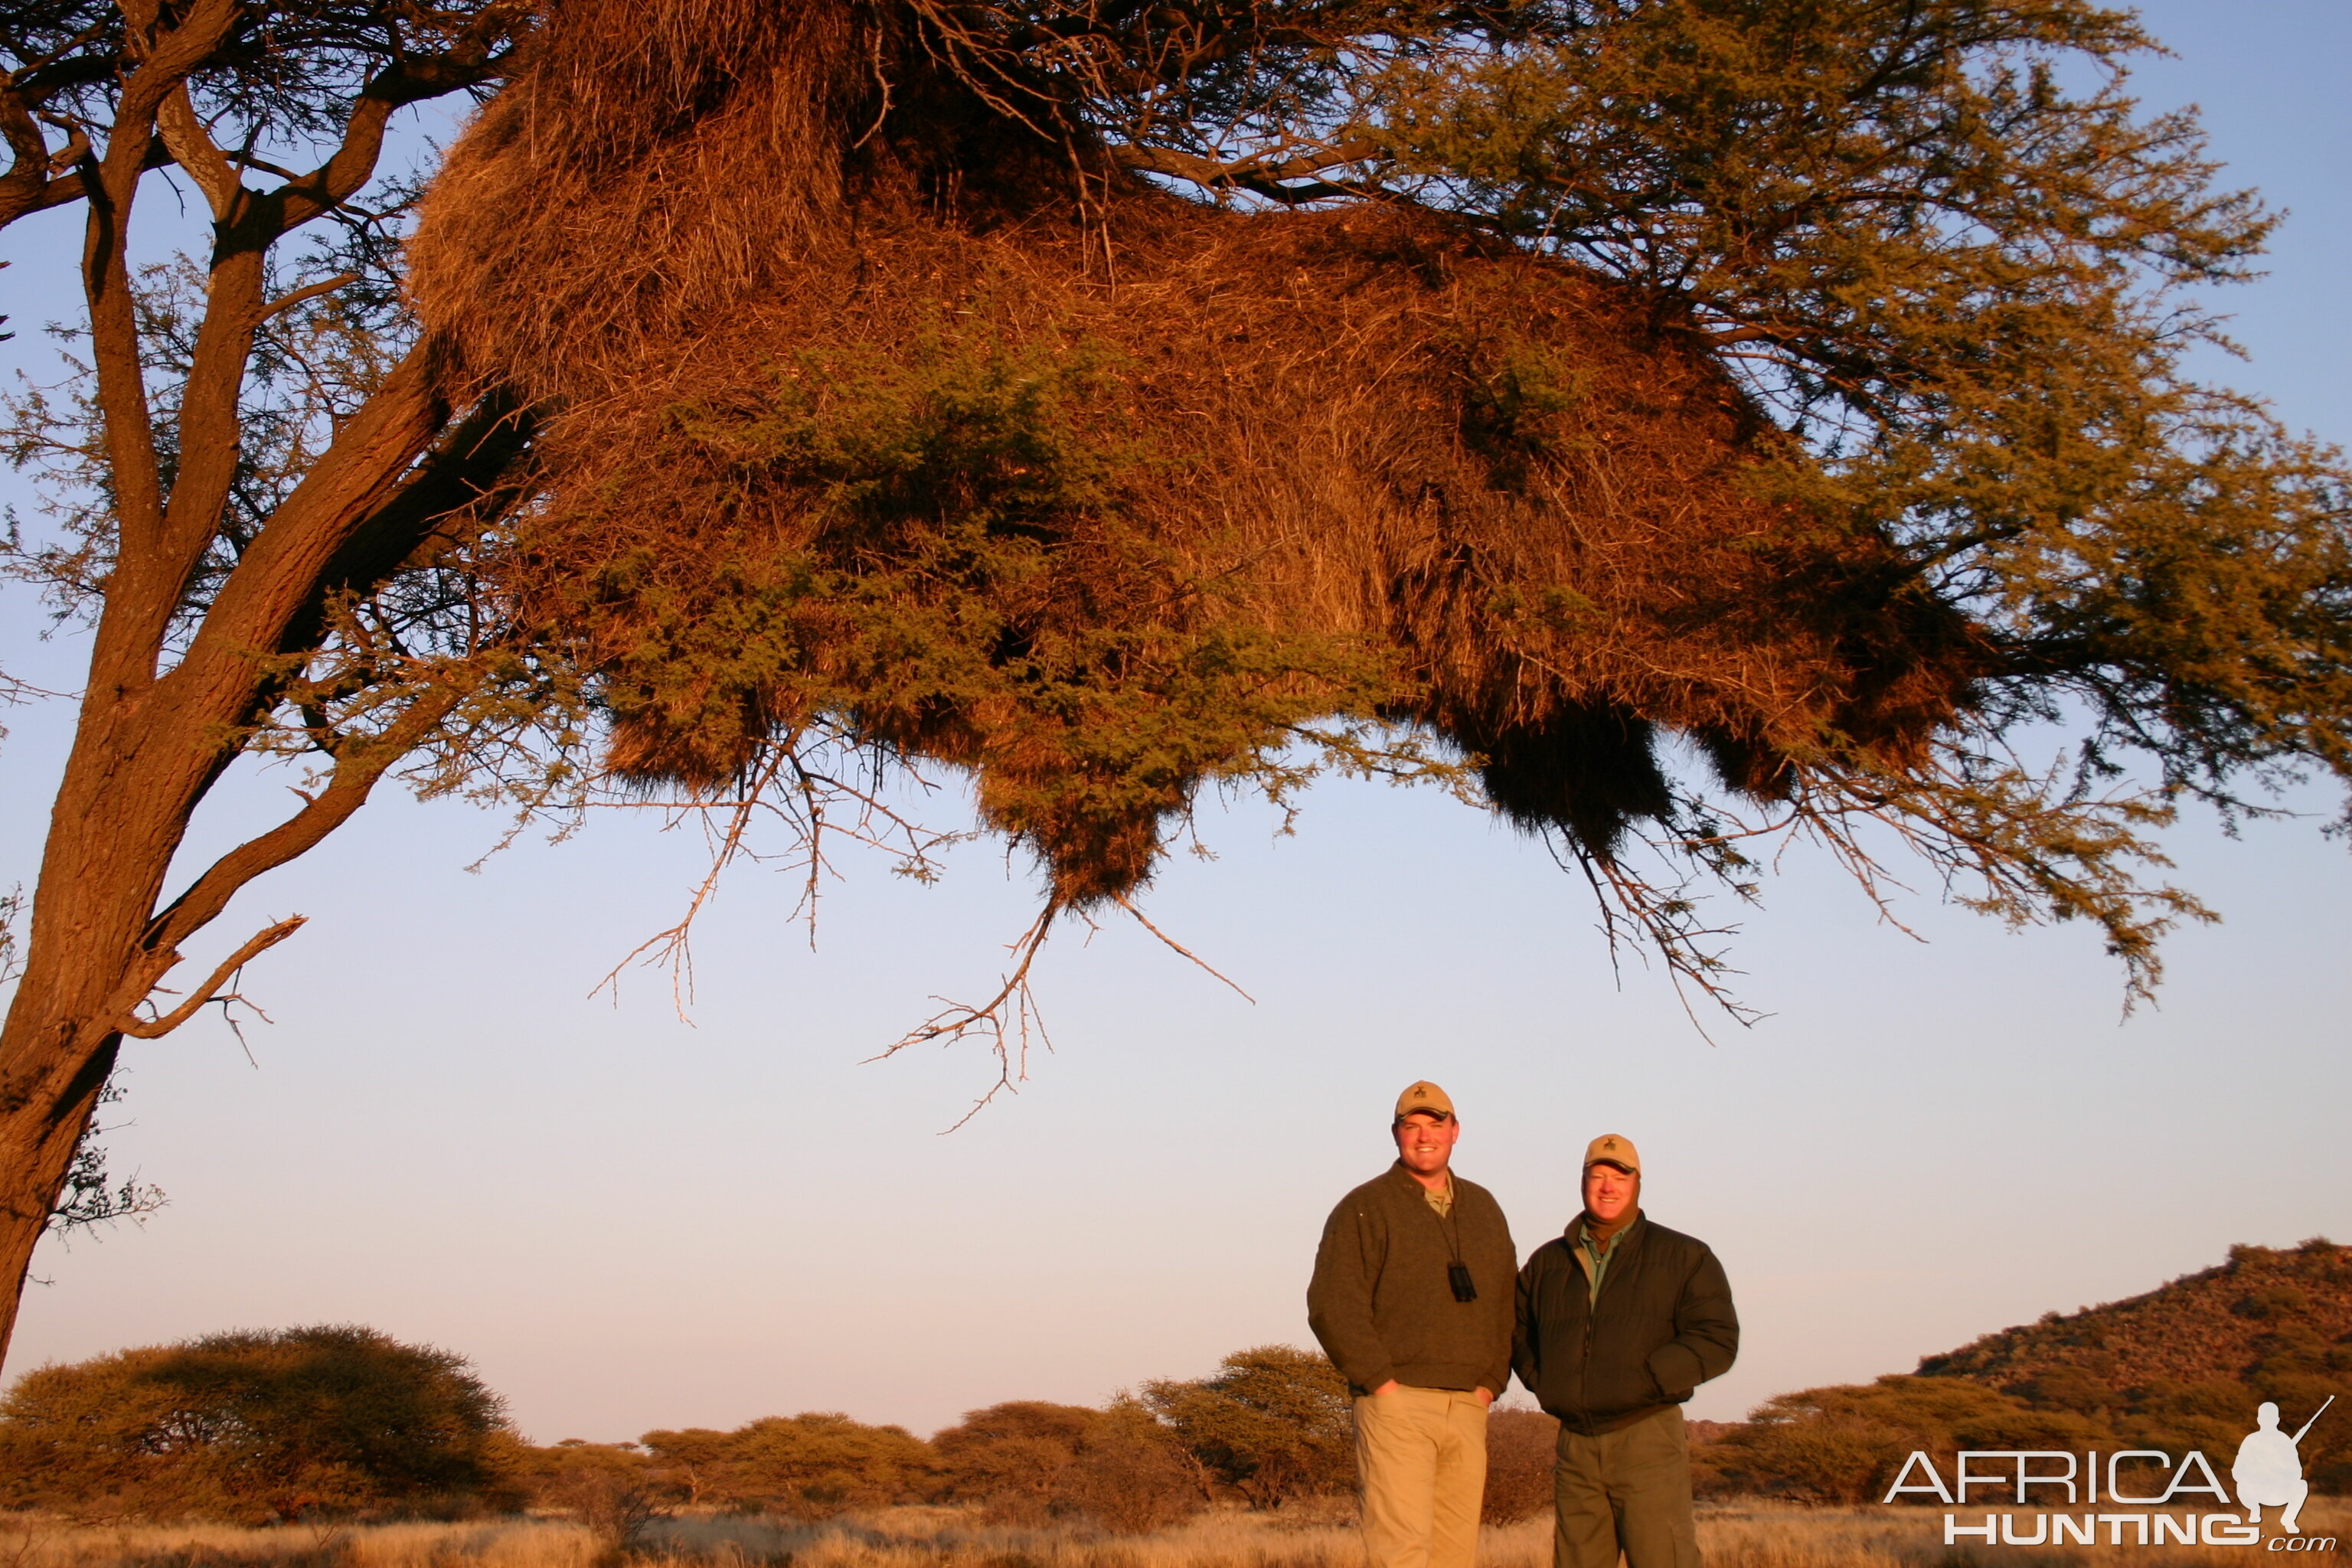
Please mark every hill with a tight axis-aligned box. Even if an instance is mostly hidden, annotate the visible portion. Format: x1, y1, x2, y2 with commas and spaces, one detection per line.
1918, 1237, 2352, 1400
1697, 1239, 2352, 1504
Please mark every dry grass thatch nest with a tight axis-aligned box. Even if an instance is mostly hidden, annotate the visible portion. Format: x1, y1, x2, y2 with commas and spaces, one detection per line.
407, 0, 1986, 906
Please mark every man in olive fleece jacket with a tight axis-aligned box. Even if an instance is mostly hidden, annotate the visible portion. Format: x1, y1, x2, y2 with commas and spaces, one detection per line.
1514, 1135, 1736, 1568
1308, 1082, 1517, 1568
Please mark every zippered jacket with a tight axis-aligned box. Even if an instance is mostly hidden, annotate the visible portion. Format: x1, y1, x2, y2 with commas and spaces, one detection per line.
1513, 1214, 1738, 1435
1308, 1163, 1518, 1397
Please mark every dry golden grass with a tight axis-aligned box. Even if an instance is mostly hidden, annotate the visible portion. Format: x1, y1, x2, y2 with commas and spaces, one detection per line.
2, 1501, 2342, 1568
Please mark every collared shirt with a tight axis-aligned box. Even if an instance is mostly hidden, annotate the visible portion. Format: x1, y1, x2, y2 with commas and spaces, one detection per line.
1423, 1172, 1455, 1218
1579, 1211, 1638, 1305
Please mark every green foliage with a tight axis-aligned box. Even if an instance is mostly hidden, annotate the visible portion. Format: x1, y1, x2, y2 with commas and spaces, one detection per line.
1703, 1375, 2102, 1504
0, 1325, 516, 1522
932, 1396, 1197, 1532
516, 1349, 1343, 1532
1142, 1345, 1355, 1508
932, 1401, 1099, 1522
510, 1440, 662, 1545
684, 317, 1149, 544
637, 1413, 935, 1518
470, 0, 2352, 1011
1063, 1394, 1204, 1534
1360, 0, 2352, 978
565, 309, 1401, 904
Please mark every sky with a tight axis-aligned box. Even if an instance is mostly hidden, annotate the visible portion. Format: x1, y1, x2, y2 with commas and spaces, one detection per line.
1, 2, 2347, 1446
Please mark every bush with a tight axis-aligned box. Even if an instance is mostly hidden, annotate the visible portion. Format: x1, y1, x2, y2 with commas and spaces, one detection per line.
511, 1440, 661, 1544
932, 1401, 1096, 1524
1047, 1396, 1200, 1534
1482, 1408, 1559, 1523
1703, 1377, 2106, 1504
1144, 1346, 1354, 1508
639, 1412, 933, 1517
932, 1396, 1197, 1533
0, 1324, 515, 1521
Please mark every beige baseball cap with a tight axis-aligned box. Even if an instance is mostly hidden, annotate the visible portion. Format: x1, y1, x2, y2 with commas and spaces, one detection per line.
1394, 1081, 1456, 1121
1583, 1133, 1640, 1173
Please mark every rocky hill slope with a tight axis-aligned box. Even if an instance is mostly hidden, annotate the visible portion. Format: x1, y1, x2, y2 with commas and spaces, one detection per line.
1697, 1239, 2352, 1502
1917, 1237, 2352, 1400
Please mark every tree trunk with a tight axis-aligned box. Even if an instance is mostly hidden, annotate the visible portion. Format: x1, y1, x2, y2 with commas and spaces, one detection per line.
0, 346, 492, 1365
0, 0, 529, 1370
0, 674, 250, 1361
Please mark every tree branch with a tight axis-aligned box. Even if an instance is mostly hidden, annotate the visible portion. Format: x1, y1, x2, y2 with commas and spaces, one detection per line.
0, 78, 52, 232
155, 81, 237, 219
15, 136, 169, 221
164, 343, 452, 684
273, 387, 534, 657
872, 902, 1061, 1132
114, 916, 305, 1039
256, 21, 522, 242
1109, 138, 1378, 204
77, 0, 243, 695
256, 270, 358, 325
141, 685, 464, 962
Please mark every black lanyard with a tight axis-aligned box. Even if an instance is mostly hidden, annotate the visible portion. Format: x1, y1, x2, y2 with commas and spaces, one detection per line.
1426, 1182, 1478, 1302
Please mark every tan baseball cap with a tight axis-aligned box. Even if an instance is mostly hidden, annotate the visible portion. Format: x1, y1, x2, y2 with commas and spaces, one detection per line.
1394, 1081, 1456, 1122
1583, 1133, 1640, 1173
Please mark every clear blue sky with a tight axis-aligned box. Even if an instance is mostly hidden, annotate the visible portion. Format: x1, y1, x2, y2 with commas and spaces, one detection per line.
2, 2, 2346, 1445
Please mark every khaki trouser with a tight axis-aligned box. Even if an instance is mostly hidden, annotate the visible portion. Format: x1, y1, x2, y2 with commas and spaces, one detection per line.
1552, 1406, 1699, 1568
1354, 1387, 1489, 1568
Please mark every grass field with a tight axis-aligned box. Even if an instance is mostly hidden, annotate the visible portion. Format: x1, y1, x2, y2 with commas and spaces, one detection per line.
2, 1501, 2342, 1568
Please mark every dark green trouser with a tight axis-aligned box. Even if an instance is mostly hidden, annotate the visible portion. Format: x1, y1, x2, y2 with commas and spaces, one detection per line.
1552, 1406, 1699, 1568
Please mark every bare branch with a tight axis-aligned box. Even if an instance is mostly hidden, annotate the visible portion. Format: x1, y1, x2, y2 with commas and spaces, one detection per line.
1109, 138, 1377, 204
256, 271, 360, 325
142, 686, 464, 962
590, 748, 790, 1019
155, 83, 237, 220
870, 902, 1060, 1133
115, 916, 306, 1039
1112, 895, 1255, 1004
0, 80, 53, 231
18, 135, 168, 219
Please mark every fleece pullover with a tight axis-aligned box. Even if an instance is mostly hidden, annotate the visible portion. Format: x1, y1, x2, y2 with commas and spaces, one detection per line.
1308, 1162, 1518, 1397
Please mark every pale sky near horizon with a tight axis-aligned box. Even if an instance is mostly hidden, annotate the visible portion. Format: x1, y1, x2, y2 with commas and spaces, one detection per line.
1, 2, 2346, 1447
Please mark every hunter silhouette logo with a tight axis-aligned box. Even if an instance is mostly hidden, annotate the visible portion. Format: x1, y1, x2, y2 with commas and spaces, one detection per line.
1883, 1396, 2337, 1550
2236, 1396, 2331, 1535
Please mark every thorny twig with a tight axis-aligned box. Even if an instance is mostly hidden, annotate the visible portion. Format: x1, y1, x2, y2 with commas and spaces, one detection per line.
590, 732, 972, 1018
1544, 828, 1762, 1045
870, 899, 1061, 1133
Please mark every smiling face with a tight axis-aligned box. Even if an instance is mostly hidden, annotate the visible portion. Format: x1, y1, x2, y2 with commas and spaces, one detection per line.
1393, 1112, 1459, 1181
1583, 1160, 1639, 1227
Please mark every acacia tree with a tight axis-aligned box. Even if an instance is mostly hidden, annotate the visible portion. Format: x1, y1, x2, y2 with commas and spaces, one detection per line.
0, 0, 533, 1363
1144, 1344, 1356, 1507
0, 1322, 513, 1518
2, 0, 2348, 1370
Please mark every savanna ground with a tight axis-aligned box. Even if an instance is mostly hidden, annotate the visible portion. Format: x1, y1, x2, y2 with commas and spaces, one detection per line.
2, 1501, 2342, 1568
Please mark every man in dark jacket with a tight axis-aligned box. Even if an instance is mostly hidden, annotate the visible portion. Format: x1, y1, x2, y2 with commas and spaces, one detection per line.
1309, 1081, 1518, 1568
1514, 1135, 1736, 1568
